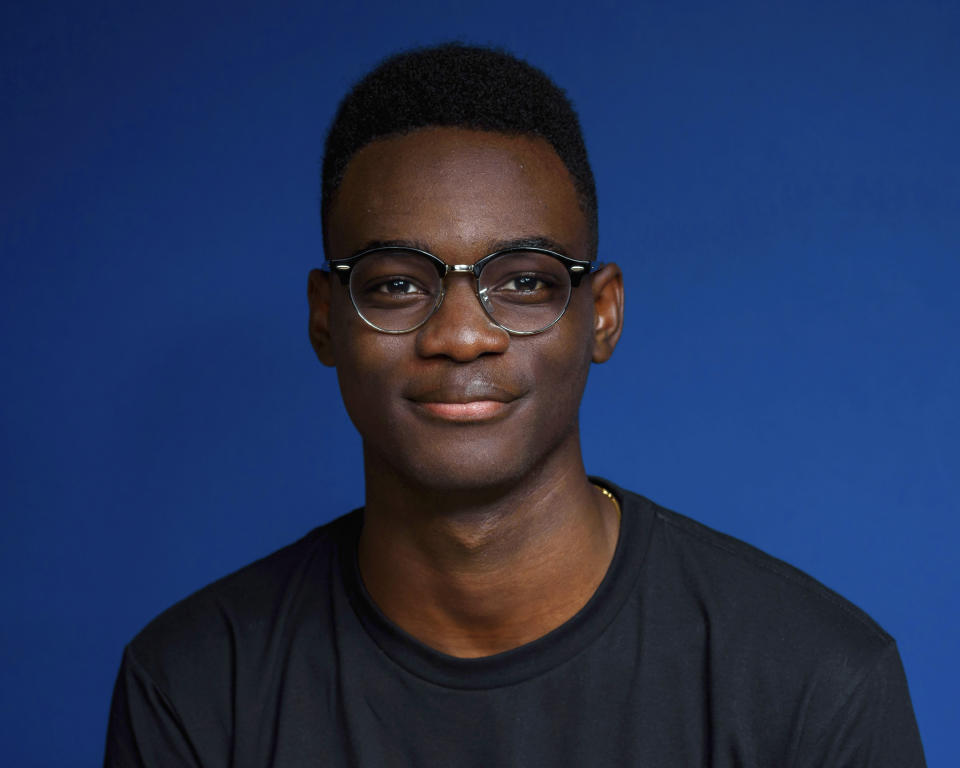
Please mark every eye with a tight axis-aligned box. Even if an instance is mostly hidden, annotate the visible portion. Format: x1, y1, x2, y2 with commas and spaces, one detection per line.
503, 275, 546, 291
495, 272, 559, 294
374, 277, 425, 295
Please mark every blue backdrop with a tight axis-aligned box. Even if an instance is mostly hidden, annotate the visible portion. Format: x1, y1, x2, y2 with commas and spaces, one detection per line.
1, 1, 956, 764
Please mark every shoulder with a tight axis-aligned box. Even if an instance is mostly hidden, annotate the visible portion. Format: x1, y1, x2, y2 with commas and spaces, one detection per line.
126, 510, 360, 692
616, 484, 899, 704
622, 485, 890, 648
614, 486, 924, 760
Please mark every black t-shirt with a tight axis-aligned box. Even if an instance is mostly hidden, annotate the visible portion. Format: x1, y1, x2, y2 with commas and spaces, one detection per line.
104, 481, 926, 766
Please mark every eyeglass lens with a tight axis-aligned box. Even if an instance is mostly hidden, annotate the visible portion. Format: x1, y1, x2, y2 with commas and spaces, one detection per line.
348, 250, 572, 333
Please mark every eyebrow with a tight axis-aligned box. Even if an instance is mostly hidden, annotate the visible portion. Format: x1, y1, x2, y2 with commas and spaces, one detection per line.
489, 236, 570, 255
353, 238, 434, 254
351, 235, 571, 258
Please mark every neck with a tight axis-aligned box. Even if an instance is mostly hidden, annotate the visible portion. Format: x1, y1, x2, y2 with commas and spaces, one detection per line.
357, 440, 620, 658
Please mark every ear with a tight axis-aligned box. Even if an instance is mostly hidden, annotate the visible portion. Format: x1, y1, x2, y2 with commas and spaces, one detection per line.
307, 268, 336, 367
590, 263, 624, 364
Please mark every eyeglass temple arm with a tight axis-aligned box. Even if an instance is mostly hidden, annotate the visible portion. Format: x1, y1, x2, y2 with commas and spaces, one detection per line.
568, 260, 605, 287
323, 260, 355, 286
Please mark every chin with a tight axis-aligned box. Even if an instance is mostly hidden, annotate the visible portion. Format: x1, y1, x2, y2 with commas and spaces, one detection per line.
397, 445, 532, 494
409, 461, 529, 495
373, 422, 579, 498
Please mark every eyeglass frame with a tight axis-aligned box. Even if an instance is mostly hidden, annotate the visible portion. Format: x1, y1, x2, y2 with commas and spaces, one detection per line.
323, 245, 605, 336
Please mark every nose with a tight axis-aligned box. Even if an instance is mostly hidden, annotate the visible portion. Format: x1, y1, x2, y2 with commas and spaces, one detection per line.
414, 273, 510, 361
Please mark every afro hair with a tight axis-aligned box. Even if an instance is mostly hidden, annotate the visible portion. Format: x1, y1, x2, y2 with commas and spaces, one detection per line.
321, 43, 598, 256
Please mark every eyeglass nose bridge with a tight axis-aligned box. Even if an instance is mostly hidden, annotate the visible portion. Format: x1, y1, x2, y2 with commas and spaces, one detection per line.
431, 262, 499, 325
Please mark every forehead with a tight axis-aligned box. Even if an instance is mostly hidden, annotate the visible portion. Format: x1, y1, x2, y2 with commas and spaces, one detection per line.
325, 127, 589, 261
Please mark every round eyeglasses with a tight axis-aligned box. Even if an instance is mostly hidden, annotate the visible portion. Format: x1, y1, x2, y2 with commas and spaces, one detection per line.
324, 246, 604, 335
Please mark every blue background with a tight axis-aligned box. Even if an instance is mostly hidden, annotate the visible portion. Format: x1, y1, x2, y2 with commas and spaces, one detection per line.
1, 0, 956, 764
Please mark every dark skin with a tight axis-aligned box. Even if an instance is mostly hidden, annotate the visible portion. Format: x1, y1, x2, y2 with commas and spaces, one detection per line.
308, 127, 624, 658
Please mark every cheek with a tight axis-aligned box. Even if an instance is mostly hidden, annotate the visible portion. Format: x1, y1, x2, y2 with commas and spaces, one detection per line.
527, 310, 595, 417
333, 349, 404, 444
329, 287, 397, 374
549, 292, 596, 381
542, 345, 592, 413
327, 299, 407, 429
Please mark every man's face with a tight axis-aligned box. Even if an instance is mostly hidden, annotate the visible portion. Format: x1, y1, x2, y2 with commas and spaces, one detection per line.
313, 127, 615, 492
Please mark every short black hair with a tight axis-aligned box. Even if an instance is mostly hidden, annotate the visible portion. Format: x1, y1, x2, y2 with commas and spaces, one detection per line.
321, 43, 598, 257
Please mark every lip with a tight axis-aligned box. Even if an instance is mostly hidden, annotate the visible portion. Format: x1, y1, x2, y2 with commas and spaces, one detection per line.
406, 381, 523, 423
415, 400, 511, 422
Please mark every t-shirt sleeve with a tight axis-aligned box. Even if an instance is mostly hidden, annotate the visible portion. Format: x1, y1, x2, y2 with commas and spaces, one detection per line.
797, 641, 926, 768
103, 646, 203, 768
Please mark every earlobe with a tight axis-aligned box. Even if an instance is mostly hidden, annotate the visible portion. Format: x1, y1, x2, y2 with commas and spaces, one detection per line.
591, 263, 624, 364
307, 269, 337, 367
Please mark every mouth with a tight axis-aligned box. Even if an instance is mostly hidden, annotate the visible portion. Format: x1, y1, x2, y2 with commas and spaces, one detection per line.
406, 381, 522, 423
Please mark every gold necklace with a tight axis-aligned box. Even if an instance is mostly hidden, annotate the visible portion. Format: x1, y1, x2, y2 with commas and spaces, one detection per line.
594, 484, 621, 521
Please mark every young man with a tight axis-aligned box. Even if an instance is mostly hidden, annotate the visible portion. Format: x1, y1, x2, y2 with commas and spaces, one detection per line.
105, 45, 925, 766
